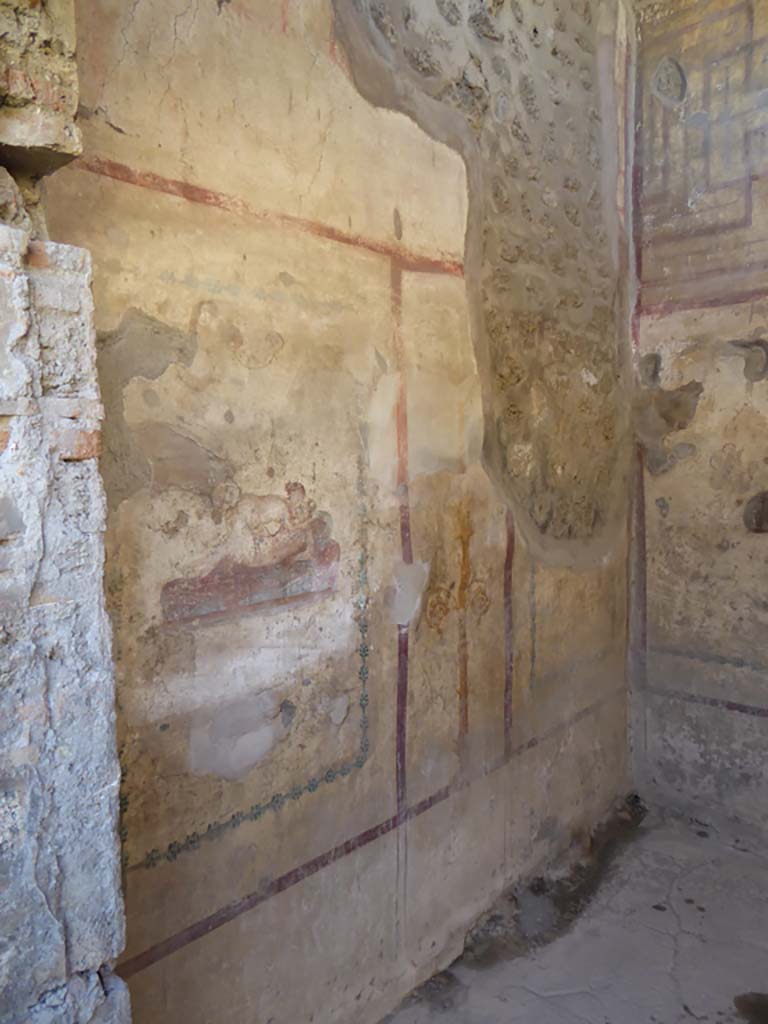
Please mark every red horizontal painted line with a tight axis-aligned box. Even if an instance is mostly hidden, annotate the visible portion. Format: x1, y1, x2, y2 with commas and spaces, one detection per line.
641, 252, 768, 291
638, 260, 768, 292
639, 283, 768, 317
117, 686, 623, 981
646, 685, 768, 719
77, 156, 465, 278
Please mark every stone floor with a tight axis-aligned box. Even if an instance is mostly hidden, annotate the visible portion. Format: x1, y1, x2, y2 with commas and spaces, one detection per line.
384, 807, 768, 1024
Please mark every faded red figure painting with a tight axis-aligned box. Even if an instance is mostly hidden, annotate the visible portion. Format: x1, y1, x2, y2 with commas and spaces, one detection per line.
161, 481, 340, 625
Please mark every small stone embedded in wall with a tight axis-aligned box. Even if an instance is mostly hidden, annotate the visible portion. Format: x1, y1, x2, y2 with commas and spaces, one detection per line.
0, 495, 23, 541
651, 56, 686, 106
436, 0, 462, 27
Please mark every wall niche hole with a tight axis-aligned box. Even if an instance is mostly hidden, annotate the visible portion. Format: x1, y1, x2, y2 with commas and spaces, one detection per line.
743, 491, 768, 533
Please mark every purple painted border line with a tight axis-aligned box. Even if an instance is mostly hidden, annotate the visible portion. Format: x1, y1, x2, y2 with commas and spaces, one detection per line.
503, 511, 515, 761
118, 687, 624, 982
639, 282, 768, 317
392, 257, 411, 819
396, 625, 410, 816
646, 686, 768, 719
118, 815, 400, 980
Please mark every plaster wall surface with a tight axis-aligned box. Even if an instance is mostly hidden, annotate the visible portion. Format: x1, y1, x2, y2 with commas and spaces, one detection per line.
633, 0, 768, 827
44, 2, 635, 1022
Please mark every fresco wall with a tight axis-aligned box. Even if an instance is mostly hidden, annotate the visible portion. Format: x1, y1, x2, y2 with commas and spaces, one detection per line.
45, 2, 634, 1021
634, 0, 768, 826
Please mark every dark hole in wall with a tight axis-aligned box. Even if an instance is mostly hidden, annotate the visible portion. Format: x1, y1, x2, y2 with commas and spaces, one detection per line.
734, 993, 768, 1024
743, 492, 768, 533
640, 353, 661, 387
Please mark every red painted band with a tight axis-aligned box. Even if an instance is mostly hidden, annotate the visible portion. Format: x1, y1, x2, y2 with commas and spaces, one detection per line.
77, 156, 465, 278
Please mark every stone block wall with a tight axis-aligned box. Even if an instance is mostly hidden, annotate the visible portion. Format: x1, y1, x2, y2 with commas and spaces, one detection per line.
0, 2, 127, 1020
0, 0, 81, 172
0, 225, 128, 1022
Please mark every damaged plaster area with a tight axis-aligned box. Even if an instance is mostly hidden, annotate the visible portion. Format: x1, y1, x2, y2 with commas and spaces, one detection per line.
634, 352, 703, 475
383, 807, 768, 1024
334, 0, 634, 565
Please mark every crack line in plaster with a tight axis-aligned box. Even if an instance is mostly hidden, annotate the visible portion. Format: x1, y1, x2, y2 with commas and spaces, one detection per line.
300, 109, 335, 214
104, 0, 143, 107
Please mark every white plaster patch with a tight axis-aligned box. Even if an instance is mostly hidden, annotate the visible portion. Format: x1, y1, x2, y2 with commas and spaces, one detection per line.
328, 694, 349, 726
189, 692, 289, 780
389, 560, 429, 626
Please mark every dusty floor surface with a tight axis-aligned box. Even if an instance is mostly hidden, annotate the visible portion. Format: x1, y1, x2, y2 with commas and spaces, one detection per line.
384, 807, 768, 1024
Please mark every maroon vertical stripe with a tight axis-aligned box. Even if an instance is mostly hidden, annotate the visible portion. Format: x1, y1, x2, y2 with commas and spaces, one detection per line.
503, 510, 515, 760
633, 445, 648, 679
392, 261, 413, 566
456, 503, 472, 749
632, 44, 644, 288
399, 503, 413, 565
392, 258, 411, 815
396, 624, 409, 817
